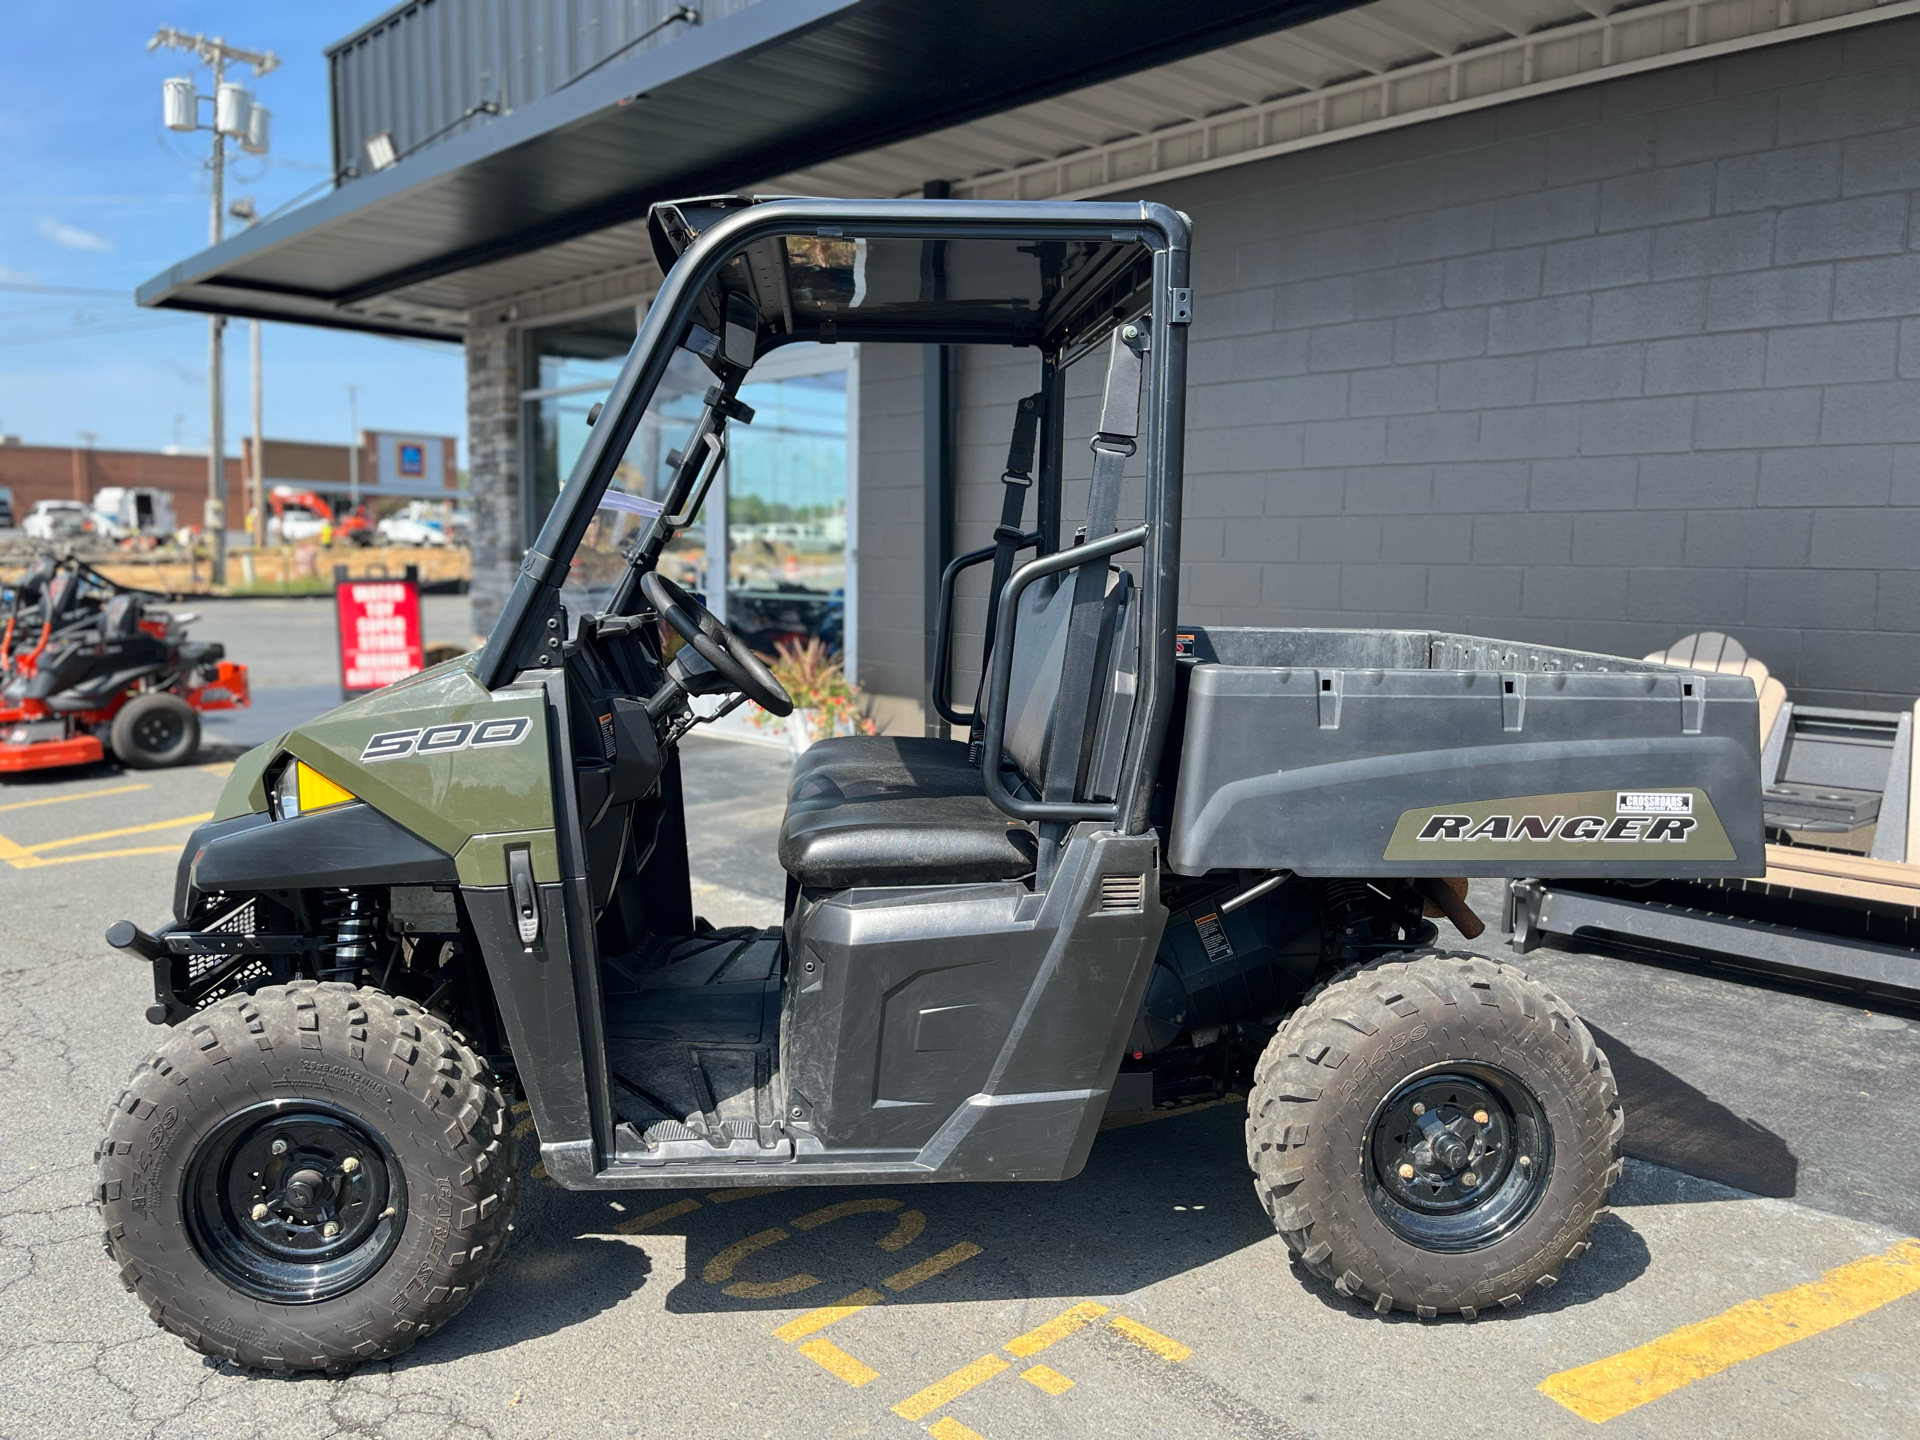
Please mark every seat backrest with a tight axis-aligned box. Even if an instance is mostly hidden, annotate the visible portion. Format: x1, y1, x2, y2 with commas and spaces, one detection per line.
104, 593, 143, 639
997, 565, 1138, 801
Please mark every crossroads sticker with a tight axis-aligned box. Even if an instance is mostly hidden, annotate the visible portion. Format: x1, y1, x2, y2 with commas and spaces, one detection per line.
1383, 787, 1735, 862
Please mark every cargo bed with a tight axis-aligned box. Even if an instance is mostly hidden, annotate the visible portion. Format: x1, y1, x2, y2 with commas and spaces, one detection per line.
1164, 627, 1766, 879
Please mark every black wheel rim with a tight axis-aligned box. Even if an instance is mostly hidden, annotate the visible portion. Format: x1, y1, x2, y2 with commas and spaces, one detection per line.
132, 708, 183, 753
1364, 1062, 1552, 1253
183, 1100, 406, 1304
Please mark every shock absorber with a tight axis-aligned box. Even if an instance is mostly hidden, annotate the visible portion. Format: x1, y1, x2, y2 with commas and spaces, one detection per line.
323, 889, 381, 983
1313, 878, 1378, 966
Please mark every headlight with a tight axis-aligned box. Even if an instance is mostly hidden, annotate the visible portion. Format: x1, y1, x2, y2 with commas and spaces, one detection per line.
271, 758, 356, 819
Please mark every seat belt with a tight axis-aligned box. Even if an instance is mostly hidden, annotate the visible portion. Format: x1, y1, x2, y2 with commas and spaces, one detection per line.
1039, 326, 1146, 816
966, 391, 1045, 765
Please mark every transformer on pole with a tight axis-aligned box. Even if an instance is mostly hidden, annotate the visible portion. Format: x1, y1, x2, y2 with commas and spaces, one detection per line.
148, 27, 279, 589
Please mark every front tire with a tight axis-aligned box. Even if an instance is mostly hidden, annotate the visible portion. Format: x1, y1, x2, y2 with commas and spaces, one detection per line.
111, 692, 199, 769
1247, 951, 1621, 1319
97, 982, 517, 1371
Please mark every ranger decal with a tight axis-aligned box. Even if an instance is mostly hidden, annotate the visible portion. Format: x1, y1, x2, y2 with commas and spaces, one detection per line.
1383, 787, 1735, 862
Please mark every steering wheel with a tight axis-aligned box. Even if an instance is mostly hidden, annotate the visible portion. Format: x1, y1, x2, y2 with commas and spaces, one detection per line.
640, 570, 793, 717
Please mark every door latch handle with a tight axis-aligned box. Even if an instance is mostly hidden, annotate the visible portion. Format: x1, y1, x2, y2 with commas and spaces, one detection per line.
507, 847, 540, 946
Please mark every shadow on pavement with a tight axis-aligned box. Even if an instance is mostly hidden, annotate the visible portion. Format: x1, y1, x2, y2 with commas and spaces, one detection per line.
1588, 1022, 1798, 1199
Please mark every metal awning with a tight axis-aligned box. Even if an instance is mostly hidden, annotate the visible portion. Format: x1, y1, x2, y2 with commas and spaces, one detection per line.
136, 0, 1356, 340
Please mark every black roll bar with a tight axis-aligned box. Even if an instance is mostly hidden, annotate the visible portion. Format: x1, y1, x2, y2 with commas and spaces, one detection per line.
978, 525, 1150, 824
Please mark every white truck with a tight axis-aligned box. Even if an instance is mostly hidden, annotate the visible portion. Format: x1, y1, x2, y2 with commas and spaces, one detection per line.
90, 487, 178, 541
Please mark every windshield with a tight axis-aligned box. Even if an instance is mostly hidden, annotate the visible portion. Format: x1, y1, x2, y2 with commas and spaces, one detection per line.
557, 344, 715, 620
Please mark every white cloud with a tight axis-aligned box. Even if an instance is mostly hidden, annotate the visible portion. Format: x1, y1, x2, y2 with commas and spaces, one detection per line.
34, 216, 113, 253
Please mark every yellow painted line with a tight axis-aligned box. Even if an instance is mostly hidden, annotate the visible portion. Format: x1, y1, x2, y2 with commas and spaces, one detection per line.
726, 1271, 821, 1300
1006, 1300, 1110, 1358
774, 1288, 884, 1343
928, 1419, 987, 1440
529, 1160, 547, 1180
878, 1208, 925, 1252
614, 1197, 700, 1235
792, 1196, 902, 1230
6, 843, 183, 868
884, 1241, 983, 1292
511, 1116, 537, 1139
0, 782, 148, 813
892, 1354, 1010, 1421
200, 761, 235, 777
1109, 1315, 1193, 1362
797, 1338, 878, 1387
707, 1186, 791, 1205
1022, 1363, 1074, 1395
1539, 1237, 1920, 1423
19, 811, 212, 853
703, 1227, 789, 1284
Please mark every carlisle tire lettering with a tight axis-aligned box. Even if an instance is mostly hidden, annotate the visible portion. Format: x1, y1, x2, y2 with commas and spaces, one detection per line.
361, 715, 530, 763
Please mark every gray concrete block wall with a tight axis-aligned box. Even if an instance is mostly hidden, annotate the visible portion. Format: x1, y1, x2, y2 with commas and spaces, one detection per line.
1131, 20, 1920, 710
465, 318, 522, 644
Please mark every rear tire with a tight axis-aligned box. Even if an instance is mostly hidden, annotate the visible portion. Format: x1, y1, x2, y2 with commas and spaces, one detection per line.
110, 691, 199, 769
1246, 950, 1621, 1320
97, 982, 517, 1372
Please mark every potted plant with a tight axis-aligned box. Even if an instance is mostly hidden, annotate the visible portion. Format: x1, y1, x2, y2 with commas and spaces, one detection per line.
751, 636, 877, 757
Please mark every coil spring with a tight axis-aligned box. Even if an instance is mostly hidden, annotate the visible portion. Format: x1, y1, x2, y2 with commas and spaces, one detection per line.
323, 890, 380, 982
1314, 878, 1377, 963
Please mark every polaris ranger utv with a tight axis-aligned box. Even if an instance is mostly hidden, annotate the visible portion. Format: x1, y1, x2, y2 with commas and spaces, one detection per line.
98, 197, 1766, 1372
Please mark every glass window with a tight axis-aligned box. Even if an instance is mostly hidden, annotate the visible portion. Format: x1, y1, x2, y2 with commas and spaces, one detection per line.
524, 310, 638, 542
725, 365, 848, 656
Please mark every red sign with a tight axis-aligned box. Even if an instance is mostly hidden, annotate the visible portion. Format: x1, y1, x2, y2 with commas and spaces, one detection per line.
335, 578, 425, 697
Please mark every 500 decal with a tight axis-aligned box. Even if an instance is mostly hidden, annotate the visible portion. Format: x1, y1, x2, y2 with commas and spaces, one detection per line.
361, 716, 531, 763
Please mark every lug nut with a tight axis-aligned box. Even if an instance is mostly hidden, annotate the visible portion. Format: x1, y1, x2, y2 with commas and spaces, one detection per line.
1473, 1109, 1489, 1125
322, 1221, 340, 1238
1518, 1155, 1531, 1167
1411, 1102, 1425, 1116
270, 1138, 288, 1155
1462, 1171, 1478, 1186
1398, 1162, 1415, 1180
341, 1156, 360, 1175
251, 1203, 269, 1221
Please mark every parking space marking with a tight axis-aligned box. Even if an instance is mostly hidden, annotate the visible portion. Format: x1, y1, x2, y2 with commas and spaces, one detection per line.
1109, 1315, 1193, 1363
793, 1196, 902, 1230
703, 1227, 794, 1285
1006, 1301, 1110, 1357
615, 1197, 701, 1235
1539, 1237, 1920, 1423
774, 1288, 884, 1343
0, 811, 211, 868
884, 1241, 982, 1291
893, 1355, 1011, 1421
798, 1337, 880, 1387
927, 1419, 986, 1440
707, 1186, 790, 1204
1021, 1364, 1074, 1395
0, 782, 148, 813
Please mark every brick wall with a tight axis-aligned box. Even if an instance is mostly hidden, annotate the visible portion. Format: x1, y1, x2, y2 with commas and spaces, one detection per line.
0, 446, 239, 525
465, 318, 522, 643
913, 20, 1920, 712
1148, 20, 1920, 710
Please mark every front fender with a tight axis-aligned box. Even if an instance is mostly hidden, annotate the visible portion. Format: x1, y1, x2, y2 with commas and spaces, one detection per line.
175, 802, 457, 920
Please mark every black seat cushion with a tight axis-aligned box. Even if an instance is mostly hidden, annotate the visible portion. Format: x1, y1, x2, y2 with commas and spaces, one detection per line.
780, 735, 1035, 889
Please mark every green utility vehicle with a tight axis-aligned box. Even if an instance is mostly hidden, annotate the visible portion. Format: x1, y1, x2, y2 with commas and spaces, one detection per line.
98, 197, 1767, 1372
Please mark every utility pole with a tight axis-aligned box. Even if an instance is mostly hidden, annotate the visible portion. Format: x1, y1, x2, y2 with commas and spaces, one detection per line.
230, 196, 266, 547
151, 27, 278, 586
345, 384, 362, 513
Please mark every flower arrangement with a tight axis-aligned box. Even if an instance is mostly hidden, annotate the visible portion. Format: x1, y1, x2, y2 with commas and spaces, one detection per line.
750, 636, 877, 754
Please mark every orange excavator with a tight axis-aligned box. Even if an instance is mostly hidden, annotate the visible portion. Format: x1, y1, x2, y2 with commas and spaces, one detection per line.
269, 487, 373, 546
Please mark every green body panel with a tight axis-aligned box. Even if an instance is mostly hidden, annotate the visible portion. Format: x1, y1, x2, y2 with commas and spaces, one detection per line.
260, 656, 557, 864
457, 829, 562, 887
212, 737, 282, 821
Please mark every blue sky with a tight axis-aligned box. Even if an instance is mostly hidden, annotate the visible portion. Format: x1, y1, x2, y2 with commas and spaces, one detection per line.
0, 3, 465, 460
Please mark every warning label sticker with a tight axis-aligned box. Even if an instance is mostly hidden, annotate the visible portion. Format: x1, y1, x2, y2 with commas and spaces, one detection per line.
1194, 911, 1235, 964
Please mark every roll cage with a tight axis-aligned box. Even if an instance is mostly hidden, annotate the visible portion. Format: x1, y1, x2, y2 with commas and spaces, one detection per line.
477, 195, 1192, 835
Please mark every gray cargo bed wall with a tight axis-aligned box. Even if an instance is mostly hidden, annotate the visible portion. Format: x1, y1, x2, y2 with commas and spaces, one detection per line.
1167, 628, 1765, 880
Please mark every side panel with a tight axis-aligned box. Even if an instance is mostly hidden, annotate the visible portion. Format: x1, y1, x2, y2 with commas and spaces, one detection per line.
781, 831, 1166, 1179
1168, 663, 1765, 878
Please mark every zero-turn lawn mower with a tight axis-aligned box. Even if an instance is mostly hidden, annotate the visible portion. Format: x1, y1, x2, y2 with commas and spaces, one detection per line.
99, 196, 1765, 1373
1, 553, 248, 774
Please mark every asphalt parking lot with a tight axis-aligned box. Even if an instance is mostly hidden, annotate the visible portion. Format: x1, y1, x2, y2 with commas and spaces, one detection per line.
2, 600, 1918, 1439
